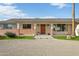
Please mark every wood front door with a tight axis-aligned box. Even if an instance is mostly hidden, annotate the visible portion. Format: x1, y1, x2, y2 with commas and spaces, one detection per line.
40, 24, 45, 34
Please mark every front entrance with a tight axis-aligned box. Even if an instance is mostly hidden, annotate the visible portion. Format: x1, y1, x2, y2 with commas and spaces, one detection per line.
40, 24, 46, 34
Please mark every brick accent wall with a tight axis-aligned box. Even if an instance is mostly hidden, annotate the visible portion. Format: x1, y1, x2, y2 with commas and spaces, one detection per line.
0, 24, 34, 36
0, 29, 19, 35
0, 24, 73, 36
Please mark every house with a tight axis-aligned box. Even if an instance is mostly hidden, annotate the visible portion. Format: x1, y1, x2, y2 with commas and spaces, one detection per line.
0, 18, 78, 36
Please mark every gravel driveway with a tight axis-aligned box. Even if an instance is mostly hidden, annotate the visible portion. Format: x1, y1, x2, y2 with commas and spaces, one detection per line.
0, 39, 79, 56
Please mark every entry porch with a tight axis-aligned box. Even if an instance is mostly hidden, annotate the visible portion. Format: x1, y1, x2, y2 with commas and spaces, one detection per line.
34, 24, 72, 35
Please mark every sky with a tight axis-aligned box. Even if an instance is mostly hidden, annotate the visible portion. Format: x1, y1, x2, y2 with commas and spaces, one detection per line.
0, 3, 79, 20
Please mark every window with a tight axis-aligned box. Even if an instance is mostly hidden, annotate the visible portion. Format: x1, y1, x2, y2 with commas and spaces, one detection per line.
23, 24, 31, 29
3, 24, 16, 29
53, 24, 65, 31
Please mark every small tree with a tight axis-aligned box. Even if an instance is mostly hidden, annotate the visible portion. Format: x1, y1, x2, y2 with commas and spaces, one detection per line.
5, 32, 16, 38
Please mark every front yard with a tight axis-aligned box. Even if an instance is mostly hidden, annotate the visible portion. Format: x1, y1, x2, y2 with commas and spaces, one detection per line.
0, 36, 34, 40
53, 35, 79, 40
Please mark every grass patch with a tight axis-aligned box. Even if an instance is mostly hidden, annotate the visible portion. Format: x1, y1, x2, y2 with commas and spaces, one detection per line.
16, 36, 34, 40
0, 36, 34, 40
71, 36, 79, 40
53, 35, 79, 40
53, 35, 66, 40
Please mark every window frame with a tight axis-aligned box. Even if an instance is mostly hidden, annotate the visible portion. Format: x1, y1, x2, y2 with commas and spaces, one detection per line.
53, 24, 66, 32
22, 24, 31, 29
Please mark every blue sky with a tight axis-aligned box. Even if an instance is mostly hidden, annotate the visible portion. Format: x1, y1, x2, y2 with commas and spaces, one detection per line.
0, 3, 79, 20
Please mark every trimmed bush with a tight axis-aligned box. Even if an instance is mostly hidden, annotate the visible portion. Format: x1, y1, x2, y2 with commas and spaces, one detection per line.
5, 32, 16, 38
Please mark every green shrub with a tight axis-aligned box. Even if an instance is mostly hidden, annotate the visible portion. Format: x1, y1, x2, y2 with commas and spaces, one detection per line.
5, 32, 16, 38
0, 35, 6, 39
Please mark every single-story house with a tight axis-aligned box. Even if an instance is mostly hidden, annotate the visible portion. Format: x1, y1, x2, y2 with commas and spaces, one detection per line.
0, 18, 78, 36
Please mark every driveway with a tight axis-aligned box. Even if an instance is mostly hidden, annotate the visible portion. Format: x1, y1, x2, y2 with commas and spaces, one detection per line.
0, 39, 79, 56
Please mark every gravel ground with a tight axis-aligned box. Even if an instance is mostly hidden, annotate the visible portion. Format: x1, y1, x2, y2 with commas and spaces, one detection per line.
0, 39, 79, 56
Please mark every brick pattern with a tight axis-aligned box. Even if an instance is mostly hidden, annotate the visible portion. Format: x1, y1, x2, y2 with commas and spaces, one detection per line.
0, 29, 19, 35
0, 25, 34, 36
0, 24, 76, 36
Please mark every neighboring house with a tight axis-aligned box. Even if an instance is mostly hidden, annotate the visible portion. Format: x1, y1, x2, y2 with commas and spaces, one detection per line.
0, 18, 78, 36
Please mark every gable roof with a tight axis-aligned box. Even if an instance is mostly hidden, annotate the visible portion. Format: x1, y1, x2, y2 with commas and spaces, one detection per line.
0, 18, 79, 24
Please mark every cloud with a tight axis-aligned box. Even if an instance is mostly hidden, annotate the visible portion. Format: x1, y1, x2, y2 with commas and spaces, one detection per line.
50, 3, 66, 9
0, 3, 57, 20
0, 3, 59, 20
1, 3, 14, 5
0, 4, 28, 20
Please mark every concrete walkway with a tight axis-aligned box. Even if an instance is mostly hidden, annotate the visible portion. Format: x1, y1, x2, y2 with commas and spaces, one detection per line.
34, 35, 53, 39
0, 39, 79, 56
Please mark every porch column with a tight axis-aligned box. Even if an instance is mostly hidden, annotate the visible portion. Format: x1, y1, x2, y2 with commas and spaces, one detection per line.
17, 23, 20, 35
34, 24, 36, 36
51, 24, 53, 36
17, 23, 20, 29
